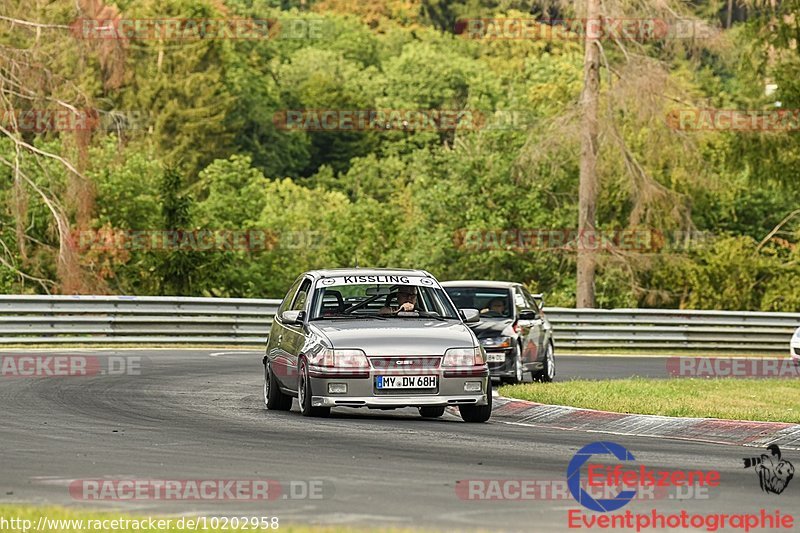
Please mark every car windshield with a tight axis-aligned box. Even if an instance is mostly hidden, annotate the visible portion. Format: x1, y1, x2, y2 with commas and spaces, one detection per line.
444, 287, 512, 319
309, 279, 459, 320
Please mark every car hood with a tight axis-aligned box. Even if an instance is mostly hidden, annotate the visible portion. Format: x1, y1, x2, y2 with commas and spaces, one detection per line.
469, 318, 515, 338
309, 319, 476, 356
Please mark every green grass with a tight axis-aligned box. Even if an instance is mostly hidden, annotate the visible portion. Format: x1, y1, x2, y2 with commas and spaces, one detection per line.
500, 378, 800, 423
0, 505, 417, 533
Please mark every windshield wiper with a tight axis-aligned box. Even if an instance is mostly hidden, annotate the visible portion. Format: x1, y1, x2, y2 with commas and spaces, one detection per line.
397, 312, 452, 322
312, 314, 387, 321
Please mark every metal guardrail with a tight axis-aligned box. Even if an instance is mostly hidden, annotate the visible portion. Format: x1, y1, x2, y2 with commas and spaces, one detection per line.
0, 296, 797, 351
0, 295, 280, 345
546, 308, 800, 352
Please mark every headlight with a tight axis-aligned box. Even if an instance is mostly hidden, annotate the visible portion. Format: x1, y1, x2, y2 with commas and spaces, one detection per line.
309, 348, 369, 368
794, 328, 800, 339
443, 347, 484, 366
480, 336, 512, 348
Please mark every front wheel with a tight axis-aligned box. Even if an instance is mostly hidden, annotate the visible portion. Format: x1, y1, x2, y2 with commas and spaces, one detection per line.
504, 345, 524, 384
419, 406, 446, 418
298, 360, 331, 418
532, 341, 555, 383
459, 385, 492, 423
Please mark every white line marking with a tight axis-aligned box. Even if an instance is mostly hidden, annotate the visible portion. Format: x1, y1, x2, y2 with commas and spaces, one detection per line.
558, 353, 784, 359
209, 351, 261, 357
493, 420, 800, 450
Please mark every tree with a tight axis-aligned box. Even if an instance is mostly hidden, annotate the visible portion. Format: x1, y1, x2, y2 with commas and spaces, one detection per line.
576, 0, 600, 308
157, 167, 199, 295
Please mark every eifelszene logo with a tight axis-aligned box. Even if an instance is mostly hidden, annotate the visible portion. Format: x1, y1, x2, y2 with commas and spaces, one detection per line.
743, 445, 795, 495
567, 441, 637, 512
566, 441, 720, 512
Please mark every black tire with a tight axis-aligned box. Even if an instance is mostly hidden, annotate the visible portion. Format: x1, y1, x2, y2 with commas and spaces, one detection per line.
459, 385, 492, 423
298, 360, 330, 418
532, 341, 556, 383
264, 362, 292, 411
419, 406, 446, 418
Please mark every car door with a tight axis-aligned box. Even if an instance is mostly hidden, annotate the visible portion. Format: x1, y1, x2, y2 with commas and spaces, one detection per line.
269, 276, 303, 388
521, 287, 547, 364
514, 286, 542, 367
280, 277, 314, 391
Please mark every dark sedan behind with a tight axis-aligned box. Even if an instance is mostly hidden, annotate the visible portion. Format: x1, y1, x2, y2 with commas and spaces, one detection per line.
441, 281, 555, 383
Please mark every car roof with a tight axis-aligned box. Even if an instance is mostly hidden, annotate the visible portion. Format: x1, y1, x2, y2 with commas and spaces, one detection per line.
307, 268, 434, 279
440, 280, 519, 289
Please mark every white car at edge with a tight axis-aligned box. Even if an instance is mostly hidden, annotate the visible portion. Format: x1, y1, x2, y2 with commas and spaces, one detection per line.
792, 326, 800, 366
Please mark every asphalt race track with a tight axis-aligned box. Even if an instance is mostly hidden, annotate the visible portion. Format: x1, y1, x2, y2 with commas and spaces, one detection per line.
1, 349, 796, 531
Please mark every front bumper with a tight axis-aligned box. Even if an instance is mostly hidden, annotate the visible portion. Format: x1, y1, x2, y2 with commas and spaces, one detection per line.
308, 364, 490, 408
485, 348, 542, 378
311, 393, 489, 408
485, 348, 515, 377
791, 340, 800, 364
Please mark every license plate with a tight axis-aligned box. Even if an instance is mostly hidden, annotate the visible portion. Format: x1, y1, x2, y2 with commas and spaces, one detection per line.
376, 375, 437, 389
486, 353, 506, 363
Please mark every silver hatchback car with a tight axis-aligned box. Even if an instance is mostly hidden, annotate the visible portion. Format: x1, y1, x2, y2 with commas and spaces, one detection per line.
263, 268, 492, 422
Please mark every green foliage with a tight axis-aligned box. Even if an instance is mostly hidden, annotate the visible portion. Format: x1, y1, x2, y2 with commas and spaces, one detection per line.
157, 167, 201, 295
1, 1, 799, 313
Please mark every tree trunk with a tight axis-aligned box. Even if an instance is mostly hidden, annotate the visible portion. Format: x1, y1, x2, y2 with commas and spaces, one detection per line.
576, 0, 601, 308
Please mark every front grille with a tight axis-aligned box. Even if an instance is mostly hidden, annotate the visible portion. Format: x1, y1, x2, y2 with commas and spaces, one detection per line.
369, 357, 441, 372
794, 347, 800, 357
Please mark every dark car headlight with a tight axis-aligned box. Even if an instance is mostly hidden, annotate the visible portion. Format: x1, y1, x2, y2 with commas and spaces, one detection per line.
480, 336, 512, 348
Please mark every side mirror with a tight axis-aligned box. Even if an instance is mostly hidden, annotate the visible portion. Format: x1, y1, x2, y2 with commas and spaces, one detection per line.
281, 310, 305, 325
519, 309, 537, 321
459, 308, 480, 324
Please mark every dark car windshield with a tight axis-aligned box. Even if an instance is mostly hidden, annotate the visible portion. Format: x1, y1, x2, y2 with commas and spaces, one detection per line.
309, 280, 459, 320
444, 287, 512, 319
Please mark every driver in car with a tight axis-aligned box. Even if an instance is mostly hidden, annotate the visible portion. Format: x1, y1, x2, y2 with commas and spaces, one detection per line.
379, 285, 417, 315
481, 297, 506, 316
